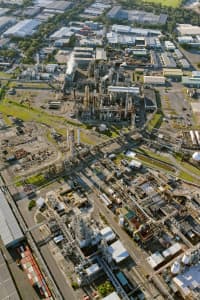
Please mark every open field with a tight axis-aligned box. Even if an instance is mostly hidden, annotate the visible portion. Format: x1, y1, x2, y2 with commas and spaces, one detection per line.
147, 113, 163, 132
143, 0, 182, 8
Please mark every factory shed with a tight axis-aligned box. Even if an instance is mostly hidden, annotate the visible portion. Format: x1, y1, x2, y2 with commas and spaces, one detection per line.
50, 27, 73, 40
43, 1, 72, 12
162, 242, 182, 259
100, 226, 116, 242
177, 24, 200, 36
182, 77, 200, 88
108, 86, 140, 95
0, 191, 24, 248
192, 71, 200, 78
102, 291, 121, 300
179, 59, 190, 69
0, 16, 16, 34
163, 68, 183, 80
147, 252, 164, 269
3, 19, 41, 37
108, 240, 129, 263
144, 76, 165, 85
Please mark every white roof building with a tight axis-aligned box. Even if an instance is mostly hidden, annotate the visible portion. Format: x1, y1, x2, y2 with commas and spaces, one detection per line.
144, 76, 165, 85
165, 41, 176, 50
100, 227, 116, 242
177, 24, 200, 36
3, 19, 41, 37
147, 252, 164, 269
177, 36, 194, 44
50, 27, 73, 40
162, 243, 182, 259
0, 191, 24, 248
108, 240, 129, 263
108, 86, 140, 95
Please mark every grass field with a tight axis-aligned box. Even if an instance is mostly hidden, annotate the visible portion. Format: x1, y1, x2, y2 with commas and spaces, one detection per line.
147, 113, 163, 132
143, 0, 182, 8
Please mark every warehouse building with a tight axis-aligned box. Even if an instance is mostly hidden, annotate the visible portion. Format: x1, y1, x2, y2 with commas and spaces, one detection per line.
163, 68, 183, 80
160, 52, 177, 68
192, 71, 200, 78
182, 76, 200, 88
0, 16, 16, 34
174, 49, 183, 59
111, 24, 161, 36
43, 1, 72, 14
179, 59, 190, 69
50, 27, 74, 40
3, 19, 41, 37
144, 75, 165, 85
177, 24, 200, 36
164, 41, 176, 51
150, 51, 162, 69
107, 6, 167, 25
0, 190, 24, 248
107, 5, 127, 20
106, 32, 136, 45
177, 35, 194, 44
108, 240, 129, 263
146, 37, 161, 49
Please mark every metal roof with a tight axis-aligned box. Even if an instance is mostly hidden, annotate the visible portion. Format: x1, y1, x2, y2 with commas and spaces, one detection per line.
108, 86, 140, 94
147, 252, 164, 269
162, 242, 182, 258
3, 19, 41, 37
108, 240, 129, 263
100, 226, 116, 242
0, 191, 24, 247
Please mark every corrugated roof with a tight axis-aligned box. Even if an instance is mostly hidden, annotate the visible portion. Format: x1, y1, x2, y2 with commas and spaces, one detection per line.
0, 191, 24, 247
